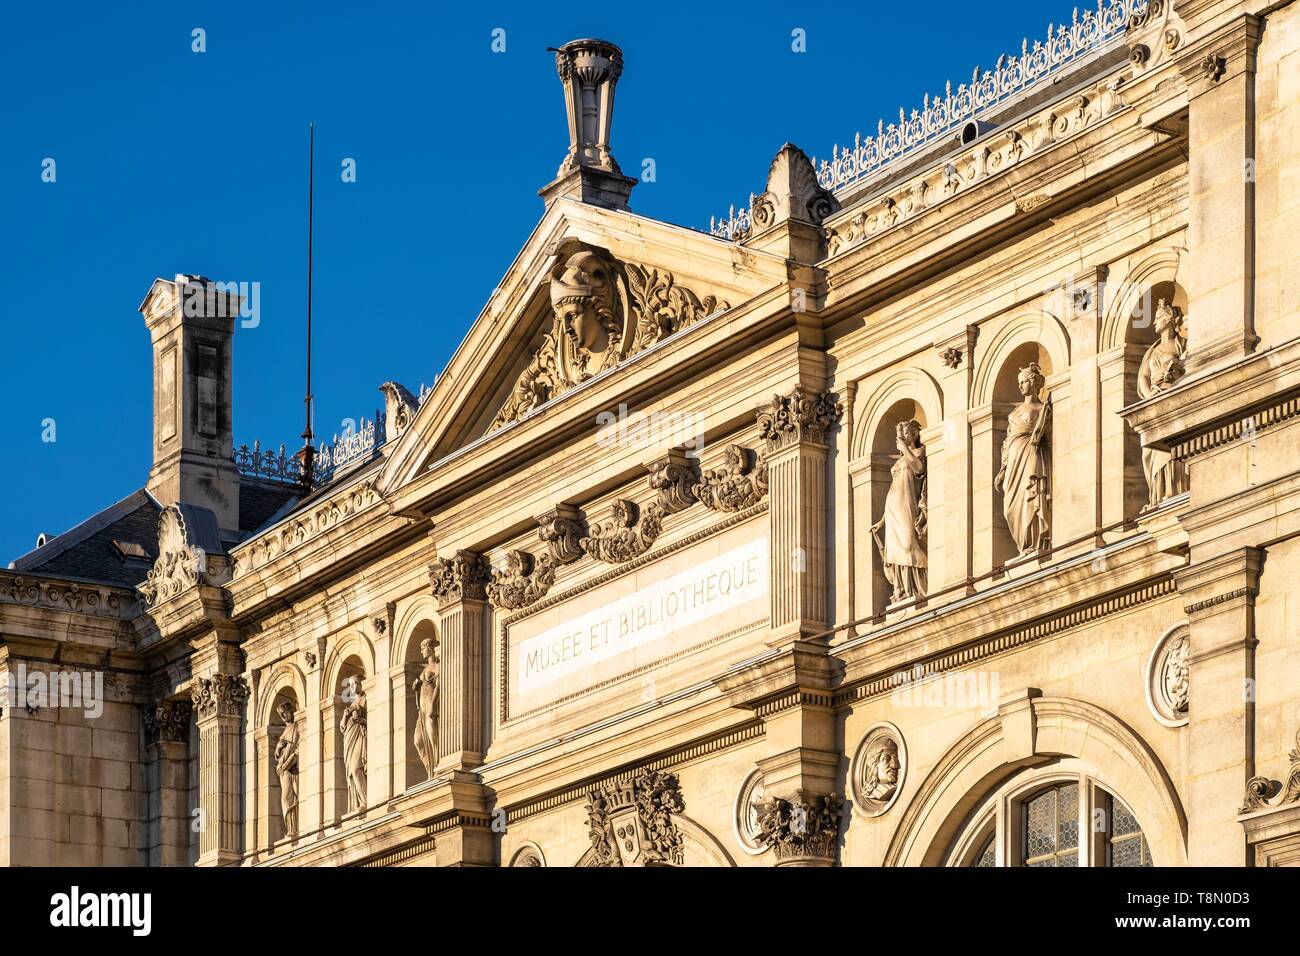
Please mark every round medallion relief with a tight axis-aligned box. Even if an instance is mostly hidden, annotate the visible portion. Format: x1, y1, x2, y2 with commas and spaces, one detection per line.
509, 842, 546, 867
1145, 622, 1190, 728
850, 723, 906, 817
733, 768, 768, 855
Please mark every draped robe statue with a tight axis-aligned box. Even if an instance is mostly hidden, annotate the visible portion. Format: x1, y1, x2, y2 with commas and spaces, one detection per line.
1138, 300, 1189, 508
274, 701, 300, 839
870, 420, 928, 602
995, 362, 1052, 556
412, 637, 440, 780
340, 676, 368, 811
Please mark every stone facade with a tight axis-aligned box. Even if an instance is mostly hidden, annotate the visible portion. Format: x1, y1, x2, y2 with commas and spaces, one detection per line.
4, 3, 1300, 867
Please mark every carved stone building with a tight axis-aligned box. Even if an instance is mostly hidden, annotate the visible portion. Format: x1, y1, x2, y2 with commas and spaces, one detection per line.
4, 1, 1300, 866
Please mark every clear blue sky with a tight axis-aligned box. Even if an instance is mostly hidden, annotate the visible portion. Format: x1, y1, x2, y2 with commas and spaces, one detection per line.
1, 0, 1076, 564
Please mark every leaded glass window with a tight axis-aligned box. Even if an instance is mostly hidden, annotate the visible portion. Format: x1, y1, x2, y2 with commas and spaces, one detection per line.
1022, 782, 1079, 867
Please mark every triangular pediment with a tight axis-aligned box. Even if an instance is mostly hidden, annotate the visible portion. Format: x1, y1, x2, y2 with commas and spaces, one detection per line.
377, 197, 787, 497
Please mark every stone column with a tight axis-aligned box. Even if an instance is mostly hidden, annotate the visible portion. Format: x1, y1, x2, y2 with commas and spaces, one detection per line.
299, 649, 324, 837
716, 645, 843, 866
1179, 14, 1263, 372
143, 700, 192, 867
191, 673, 247, 866
933, 327, 977, 595
1177, 547, 1262, 865
430, 551, 491, 772
758, 386, 843, 645
970, 401, 1014, 576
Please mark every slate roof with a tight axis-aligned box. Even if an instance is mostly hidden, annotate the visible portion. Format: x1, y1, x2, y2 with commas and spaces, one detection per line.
8, 479, 302, 589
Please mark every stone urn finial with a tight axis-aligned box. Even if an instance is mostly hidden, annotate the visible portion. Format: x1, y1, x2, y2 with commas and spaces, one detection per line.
541, 38, 637, 210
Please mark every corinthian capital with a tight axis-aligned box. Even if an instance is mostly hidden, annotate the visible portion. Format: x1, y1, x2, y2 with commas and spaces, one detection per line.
430, 550, 492, 607
753, 790, 844, 864
757, 386, 844, 452
144, 699, 193, 744
191, 674, 248, 720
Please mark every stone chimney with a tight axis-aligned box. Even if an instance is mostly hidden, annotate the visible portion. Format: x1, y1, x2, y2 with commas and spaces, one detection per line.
139, 275, 241, 532
539, 38, 638, 211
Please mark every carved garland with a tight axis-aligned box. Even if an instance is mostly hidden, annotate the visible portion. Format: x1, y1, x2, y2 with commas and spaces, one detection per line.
232, 478, 381, 577
485, 446, 767, 611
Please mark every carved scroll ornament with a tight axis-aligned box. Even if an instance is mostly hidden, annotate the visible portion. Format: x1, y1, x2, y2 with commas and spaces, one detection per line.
490, 250, 728, 432
139, 506, 207, 608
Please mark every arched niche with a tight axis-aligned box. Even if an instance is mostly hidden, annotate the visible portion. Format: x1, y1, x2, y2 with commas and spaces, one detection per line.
988, 340, 1057, 568
325, 649, 370, 824
1099, 253, 1190, 522
851, 369, 944, 620
402, 619, 440, 789
263, 682, 302, 848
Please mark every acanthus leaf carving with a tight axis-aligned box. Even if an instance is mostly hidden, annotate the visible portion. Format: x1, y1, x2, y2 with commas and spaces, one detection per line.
138, 505, 208, 609
757, 387, 844, 452
647, 449, 699, 515
191, 674, 249, 721
580, 498, 663, 565
486, 549, 557, 611
693, 444, 768, 513
1241, 728, 1300, 814
490, 249, 727, 433
429, 550, 492, 607
753, 790, 844, 863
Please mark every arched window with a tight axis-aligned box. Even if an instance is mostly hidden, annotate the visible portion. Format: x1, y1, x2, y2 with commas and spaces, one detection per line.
949, 761, 1153, 867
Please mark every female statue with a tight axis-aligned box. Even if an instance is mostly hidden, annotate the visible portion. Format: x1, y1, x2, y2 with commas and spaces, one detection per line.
1137, 300, 1189, 507
340, 675, 368, 811
274, 700, 300, 839
995, 362, 1052, 556
870, 420, 928, 602
413, 637, 440, 780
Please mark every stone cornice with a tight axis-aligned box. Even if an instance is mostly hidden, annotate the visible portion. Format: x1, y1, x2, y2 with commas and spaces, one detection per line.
1123, 337, 1300, 453
0, 571, 137, 621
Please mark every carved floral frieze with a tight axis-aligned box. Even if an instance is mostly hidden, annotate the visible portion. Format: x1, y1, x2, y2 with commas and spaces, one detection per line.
0, 573, 130, 618
693, 444, 769, 513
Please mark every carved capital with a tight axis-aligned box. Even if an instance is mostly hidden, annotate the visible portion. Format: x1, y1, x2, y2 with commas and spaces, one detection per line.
191, 674, 248, 721
753, 790, 843, 863
757, 387, 844, 452
144, 699, 193, 745
430, 551, 492, 607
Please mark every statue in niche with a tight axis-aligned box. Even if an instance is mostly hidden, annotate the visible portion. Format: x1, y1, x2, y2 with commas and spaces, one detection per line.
1138, 300, 1189, 508
551, 251, 625, 387
274, 700, 300, 840
870, 420, 928, 602
995, 362, 1053, 556
340, 675, 368, 811
862, 737, 901, 803
412, 637, 440, 780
